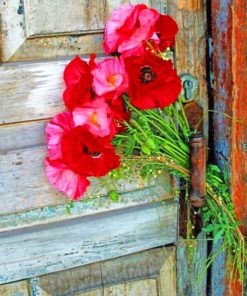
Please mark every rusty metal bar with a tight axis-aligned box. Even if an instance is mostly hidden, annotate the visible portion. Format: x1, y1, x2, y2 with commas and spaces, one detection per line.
189, 133, 206, 208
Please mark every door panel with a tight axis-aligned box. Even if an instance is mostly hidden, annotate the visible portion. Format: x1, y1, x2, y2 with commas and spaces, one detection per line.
1, 0, 164, 62
0, 0, 208, 294
0, 247, 175, 295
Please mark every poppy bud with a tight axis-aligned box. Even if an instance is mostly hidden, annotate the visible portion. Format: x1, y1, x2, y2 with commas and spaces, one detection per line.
141, 145, 151, 155
145, 138, 156, 149
108, 190, 120, 202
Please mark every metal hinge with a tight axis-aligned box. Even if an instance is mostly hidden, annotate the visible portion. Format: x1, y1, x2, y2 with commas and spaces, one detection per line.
208, 37, 214, 89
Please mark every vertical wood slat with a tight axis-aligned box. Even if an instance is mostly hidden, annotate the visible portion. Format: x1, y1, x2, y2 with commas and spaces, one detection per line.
168, 1, 208, 295
211, 0, 246, 295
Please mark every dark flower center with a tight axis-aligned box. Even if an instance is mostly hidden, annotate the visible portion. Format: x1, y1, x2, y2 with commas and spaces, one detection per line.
140, 66, 156, 84
83, 146, 102, 158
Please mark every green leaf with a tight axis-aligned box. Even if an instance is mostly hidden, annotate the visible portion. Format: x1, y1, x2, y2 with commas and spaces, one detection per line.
202, 224, 215, 233
213, 229, 224, 243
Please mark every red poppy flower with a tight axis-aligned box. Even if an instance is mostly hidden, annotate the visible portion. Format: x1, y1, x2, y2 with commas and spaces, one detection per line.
61, 126, 120, 177
153, 15, 178, 51
63, 56, 93, 110
45, 112, 120, 199
109, 98, 130, 133
124, 52, 182, 109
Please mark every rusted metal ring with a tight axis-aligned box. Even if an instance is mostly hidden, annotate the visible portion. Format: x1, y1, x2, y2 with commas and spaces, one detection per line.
190, 197, 205, 208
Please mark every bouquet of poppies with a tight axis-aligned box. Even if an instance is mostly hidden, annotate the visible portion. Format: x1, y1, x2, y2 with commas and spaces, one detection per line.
45, 3, 181, 200
45, 3, 245, 286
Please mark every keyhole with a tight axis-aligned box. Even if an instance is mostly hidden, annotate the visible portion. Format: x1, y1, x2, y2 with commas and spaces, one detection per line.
183, 80, 194, 100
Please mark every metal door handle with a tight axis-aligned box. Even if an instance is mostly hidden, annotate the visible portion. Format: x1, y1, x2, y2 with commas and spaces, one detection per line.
189, 133, 206, 208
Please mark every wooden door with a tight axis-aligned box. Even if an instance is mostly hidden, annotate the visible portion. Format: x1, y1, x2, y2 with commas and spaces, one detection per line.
0, 1, 208, 295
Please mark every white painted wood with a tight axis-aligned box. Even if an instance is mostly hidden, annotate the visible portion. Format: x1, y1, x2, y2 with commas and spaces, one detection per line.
0, 0, 26, 62
0, 201, 177, 284
0, 59, 67, 123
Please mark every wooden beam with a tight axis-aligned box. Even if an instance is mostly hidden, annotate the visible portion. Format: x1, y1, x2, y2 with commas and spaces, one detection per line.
211, 0, 246, 295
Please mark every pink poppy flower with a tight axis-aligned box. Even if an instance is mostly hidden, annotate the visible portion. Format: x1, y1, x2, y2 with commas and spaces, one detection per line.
46, 112, 75, 160
103, 4, 159, 57
73, 97, 116, 138
91, 57, 128, 100
45, 158, 90, 200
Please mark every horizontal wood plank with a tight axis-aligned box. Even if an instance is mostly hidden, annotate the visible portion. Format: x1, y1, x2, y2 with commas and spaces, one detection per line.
0, 201, 177, 284
0, 59, 67, 124
0, 184, 169, 232
0, 145, 169, 215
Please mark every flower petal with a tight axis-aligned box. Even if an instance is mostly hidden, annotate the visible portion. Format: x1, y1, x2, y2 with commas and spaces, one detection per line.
46, 112, 74, 160
45, 158, 90, 200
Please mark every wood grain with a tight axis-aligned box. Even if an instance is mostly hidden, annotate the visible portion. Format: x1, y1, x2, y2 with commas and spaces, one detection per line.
168, 0, 208, 135
177, 232, 207, 296
211, 0, 247, 294
103, 279, 158, 296
0, 280, 29, 296
0, 184, 169, 232
0, 201, 177, 284
32, 247, 175, 295
0, 59, 67, 124
24, 0, 106, 36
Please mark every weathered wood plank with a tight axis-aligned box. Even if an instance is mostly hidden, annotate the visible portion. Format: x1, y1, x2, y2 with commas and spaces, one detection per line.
103, 279, 158, 296
177, 232, 207, 296
157, 248, 176, 296
0, 184, 169, 232
0, 142, 170, 216
169, 0, 208, 134
211, 0, 247, 294
0, 59, 67, 124
32, 247, 175, 295
0, 121, 46, 154
24, 0, 106, 37
0, 201, 177, 284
